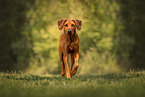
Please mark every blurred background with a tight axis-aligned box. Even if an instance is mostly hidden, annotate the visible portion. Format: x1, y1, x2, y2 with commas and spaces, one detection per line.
0, 0, 145, 74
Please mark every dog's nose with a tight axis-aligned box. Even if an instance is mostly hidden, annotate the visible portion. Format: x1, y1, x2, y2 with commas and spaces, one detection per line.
67, 29, 72, 35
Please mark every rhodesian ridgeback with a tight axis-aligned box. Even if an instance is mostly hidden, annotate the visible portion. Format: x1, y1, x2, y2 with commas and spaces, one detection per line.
57, 19, 82, 78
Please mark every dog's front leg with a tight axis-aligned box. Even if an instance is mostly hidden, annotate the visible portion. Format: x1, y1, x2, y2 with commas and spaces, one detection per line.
70, 54, 74, 72
71, 53, 79, 76
63, 54, 71, 78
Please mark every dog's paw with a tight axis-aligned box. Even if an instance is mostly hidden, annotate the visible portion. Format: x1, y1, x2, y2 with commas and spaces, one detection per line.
71, 65, 78, 76
71, 70, 77, 76
61, 72, 65, 76
66, 74, 71, 78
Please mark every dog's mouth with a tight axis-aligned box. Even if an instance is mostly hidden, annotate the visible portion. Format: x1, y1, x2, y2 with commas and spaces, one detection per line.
67, 29, 72, 35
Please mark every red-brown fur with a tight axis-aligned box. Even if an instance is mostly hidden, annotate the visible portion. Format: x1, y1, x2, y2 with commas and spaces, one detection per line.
57, 19, 82, 78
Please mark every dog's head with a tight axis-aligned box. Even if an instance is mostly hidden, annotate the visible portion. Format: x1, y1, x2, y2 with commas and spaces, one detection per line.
57, 19, 82, 35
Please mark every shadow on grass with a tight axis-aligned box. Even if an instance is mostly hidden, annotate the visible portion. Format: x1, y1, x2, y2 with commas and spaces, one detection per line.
4, 72, 144, 82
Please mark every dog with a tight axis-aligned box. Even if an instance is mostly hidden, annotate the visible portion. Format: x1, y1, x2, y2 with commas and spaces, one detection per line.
57, 19, 82, 78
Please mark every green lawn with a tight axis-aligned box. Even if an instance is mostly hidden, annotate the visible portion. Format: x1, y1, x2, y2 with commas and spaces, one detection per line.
0, 71, 145, 97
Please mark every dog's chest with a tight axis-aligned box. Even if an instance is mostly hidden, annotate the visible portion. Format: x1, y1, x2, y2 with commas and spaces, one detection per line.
68, 46, 75, 53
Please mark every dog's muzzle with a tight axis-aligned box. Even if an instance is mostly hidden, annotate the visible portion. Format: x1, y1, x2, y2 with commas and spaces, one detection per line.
67, 29, 72, 35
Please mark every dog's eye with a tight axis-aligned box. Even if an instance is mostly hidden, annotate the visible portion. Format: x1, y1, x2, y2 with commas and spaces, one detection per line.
71, 24, 74, 27
65, 24, 68, 27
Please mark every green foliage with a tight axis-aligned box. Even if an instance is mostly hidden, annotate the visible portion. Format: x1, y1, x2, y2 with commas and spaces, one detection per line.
25, 0, 86, 74
0, 0, 34, 71
24, 0, 121, 74
1, 71, 145, 97
78, 0, 120, 74
1, 0, 145, 74
0, 0, 122, 74
116, 0, 145, 68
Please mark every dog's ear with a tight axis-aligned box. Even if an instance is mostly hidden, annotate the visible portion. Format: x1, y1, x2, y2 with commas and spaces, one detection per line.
57, 19, 66, 30
73, 19, 82, 30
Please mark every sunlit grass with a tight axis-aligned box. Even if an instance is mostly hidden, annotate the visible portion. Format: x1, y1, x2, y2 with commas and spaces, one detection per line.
0, 71, 145, 97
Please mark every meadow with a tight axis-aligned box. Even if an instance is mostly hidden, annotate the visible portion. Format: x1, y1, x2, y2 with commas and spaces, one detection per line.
1, 1, 145, 97
0, 71, 145, 97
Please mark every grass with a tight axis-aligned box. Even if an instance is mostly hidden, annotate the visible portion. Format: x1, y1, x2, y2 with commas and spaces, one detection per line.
0, 71, 145, 97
